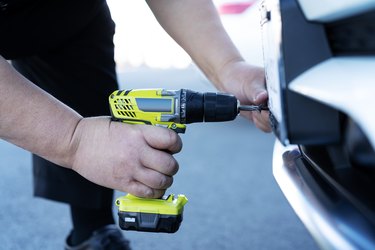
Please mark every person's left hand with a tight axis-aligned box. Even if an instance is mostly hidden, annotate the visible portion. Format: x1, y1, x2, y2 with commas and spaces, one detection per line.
218, 61, 271, 132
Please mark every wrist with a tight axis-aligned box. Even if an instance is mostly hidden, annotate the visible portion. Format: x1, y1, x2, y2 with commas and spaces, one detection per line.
213, 57, 245, 92
67, 116, 112, 173
66, 117, 85, 171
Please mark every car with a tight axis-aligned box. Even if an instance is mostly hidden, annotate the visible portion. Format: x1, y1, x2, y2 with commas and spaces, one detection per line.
261, 0, 375, 249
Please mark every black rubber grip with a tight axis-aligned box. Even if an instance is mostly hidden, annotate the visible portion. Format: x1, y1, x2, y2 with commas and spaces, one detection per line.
203, 92, 238, 122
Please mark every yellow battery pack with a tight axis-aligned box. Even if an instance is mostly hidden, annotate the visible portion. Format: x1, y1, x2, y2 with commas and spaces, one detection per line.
116, 194, 188, 233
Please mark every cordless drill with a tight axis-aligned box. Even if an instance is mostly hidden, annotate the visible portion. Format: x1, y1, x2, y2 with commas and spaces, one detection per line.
109, 88, 268, 233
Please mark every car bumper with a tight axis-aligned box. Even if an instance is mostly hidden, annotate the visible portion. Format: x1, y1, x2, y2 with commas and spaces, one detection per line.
272, 140, 375, 250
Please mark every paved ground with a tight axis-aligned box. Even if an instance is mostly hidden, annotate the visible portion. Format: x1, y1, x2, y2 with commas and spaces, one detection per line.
0, 67, 318, 250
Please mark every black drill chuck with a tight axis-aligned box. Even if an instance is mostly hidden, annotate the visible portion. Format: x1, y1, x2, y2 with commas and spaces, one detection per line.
180, 89, 239, 124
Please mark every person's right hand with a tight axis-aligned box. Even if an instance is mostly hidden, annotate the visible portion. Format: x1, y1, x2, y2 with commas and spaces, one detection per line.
69, 117, 182, 198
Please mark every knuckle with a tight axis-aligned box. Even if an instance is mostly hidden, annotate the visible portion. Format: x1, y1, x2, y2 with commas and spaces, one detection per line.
129, 181, 154, 198
168, 131, 181, 149
160, 175, 173, 189
154, 189, 166, 198
168, 130, 179, 144
166, 157, 179, 175
143, 188, 154, 198
172, 160, 179, 175
168, 176, 174, 187
158, 176, 167, 188
139, 187, 154, 198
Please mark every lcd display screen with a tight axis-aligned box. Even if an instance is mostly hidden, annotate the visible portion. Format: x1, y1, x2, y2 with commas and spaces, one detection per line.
136, 98, 172, 112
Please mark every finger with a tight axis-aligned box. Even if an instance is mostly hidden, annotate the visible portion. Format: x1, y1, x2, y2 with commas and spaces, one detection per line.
127, 181, 166, 199
241, 111, 271, 132
244, 69, 267, 103
239, 111, 255, 123
255, 121, 272, 133
140, 147, 179, 176
134, 167, 174, 190
253, 111, 272, 132
141, 126, 183, 153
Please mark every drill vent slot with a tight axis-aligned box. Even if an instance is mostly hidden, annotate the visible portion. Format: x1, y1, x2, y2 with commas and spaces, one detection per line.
116, 104, 132, 110
117, 110, 136, 118
114, 98, 137, 117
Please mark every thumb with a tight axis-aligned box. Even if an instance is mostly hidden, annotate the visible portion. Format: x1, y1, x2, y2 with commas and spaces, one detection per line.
253, 89, 268, 105
238, 65, 268, 105
141, 125, 182, 153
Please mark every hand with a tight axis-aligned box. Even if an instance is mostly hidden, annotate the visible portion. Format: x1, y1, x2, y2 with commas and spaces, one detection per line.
219, 61, 271, 132
69, 117, 182, 198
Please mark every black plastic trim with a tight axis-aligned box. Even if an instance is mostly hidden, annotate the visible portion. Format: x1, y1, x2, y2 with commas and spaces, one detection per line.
118, 211, 183, 233
293, 148, 375, 249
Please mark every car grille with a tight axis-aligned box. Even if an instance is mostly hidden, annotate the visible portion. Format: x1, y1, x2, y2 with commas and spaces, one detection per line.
325, 9, 375, 55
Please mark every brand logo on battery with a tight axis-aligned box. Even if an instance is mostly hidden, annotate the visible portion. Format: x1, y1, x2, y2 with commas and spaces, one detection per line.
125, 217, 136, 222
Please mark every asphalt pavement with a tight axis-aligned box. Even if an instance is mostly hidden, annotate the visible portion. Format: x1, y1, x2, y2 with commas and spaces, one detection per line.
0, 66, 318, 250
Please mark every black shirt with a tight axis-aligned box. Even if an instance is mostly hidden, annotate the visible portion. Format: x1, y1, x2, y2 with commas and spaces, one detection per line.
0, 0, 106, 59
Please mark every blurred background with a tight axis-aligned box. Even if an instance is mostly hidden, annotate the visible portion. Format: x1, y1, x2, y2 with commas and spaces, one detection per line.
0, 1, 318, 249
108, 0, 264, 71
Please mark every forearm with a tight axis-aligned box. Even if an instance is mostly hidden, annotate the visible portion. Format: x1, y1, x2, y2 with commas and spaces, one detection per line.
0, 56, 82, 168
146, 0, 244, 90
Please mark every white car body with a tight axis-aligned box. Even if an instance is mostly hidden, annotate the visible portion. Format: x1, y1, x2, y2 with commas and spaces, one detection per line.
262, 0, 375, 248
